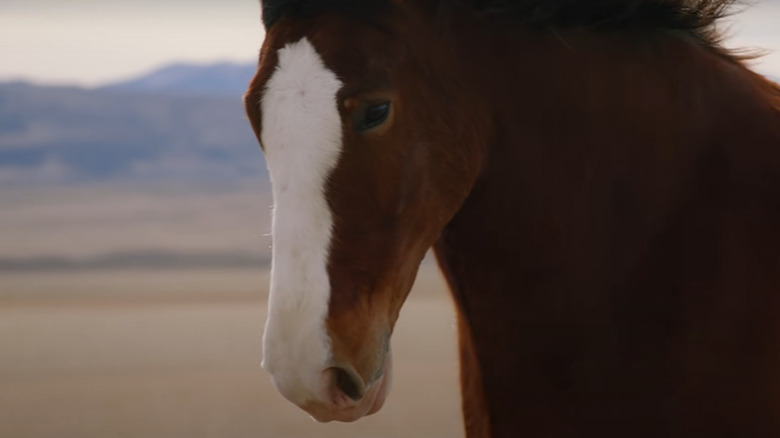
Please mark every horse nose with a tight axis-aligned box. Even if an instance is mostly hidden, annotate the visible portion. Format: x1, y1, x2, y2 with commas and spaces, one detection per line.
326, 364, 367, 404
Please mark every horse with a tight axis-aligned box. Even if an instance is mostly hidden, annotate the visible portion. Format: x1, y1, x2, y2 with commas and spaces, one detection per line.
244, 0, 780, 436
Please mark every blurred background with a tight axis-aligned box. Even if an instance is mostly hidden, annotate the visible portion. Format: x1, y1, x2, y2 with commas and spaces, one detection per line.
0, 1, 778, 437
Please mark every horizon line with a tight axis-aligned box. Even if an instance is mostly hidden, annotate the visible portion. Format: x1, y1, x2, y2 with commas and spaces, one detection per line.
0, 58, 259, 90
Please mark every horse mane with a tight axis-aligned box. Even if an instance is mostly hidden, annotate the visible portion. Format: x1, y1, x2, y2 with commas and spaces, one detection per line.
261, 0, 389, 28
463, 0, 739, 47
263, 0, 742, 52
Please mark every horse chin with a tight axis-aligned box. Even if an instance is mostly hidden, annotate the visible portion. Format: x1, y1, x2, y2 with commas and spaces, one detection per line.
306, 352, 393, 423
366, 351, 393, 416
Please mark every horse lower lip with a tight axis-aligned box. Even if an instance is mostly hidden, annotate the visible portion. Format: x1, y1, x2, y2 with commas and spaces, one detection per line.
366, 371, 388, 416
367, 351, 392, 416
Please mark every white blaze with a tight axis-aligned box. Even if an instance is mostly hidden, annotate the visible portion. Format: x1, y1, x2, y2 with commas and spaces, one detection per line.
260, 38, 343, 405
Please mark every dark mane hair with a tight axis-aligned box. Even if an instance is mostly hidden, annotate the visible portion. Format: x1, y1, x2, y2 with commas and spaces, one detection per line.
261, 0, 389, 28
465, 0, 739, 46
263, 0, 742, 48
262, 0, 744, 55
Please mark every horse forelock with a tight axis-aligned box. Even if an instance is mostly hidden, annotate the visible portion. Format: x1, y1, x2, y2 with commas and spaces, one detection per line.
261, 0, 392, 28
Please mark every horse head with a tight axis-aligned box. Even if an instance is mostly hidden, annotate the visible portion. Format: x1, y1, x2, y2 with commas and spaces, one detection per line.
245, 0, 485, 423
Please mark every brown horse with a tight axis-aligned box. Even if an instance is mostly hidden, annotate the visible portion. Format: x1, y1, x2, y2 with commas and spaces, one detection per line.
244, 0, 780, 436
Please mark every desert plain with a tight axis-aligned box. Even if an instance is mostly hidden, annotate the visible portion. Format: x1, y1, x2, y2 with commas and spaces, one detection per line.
0, 186, 465, 438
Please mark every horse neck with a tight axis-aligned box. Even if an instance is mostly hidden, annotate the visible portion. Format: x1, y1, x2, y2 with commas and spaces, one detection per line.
434, 17, 780, 317
433, 19, 780, 437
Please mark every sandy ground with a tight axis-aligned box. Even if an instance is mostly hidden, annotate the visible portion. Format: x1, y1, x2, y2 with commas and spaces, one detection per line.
0, 267, 465, 438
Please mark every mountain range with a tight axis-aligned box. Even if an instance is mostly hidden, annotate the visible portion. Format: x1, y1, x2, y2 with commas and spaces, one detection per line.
0, 62, 265, 186
100, 62, 258, 96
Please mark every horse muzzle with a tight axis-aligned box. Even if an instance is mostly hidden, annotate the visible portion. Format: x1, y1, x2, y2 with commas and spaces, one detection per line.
306, 352, 392, 422
264, 349, 393, 423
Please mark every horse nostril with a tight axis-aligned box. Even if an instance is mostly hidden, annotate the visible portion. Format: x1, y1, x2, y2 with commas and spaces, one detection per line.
333, 366, 365, 401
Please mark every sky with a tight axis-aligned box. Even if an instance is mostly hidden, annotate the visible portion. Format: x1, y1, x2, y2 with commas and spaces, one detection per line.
0, 0, 778, 87
0, 0, 265, 87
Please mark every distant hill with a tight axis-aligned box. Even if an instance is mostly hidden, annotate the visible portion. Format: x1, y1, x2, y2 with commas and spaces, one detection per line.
0, 80, 267, 186
100, 62, 257, 96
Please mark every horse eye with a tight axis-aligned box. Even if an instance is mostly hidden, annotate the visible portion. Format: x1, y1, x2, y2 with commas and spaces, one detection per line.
359, 102, 390, 131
